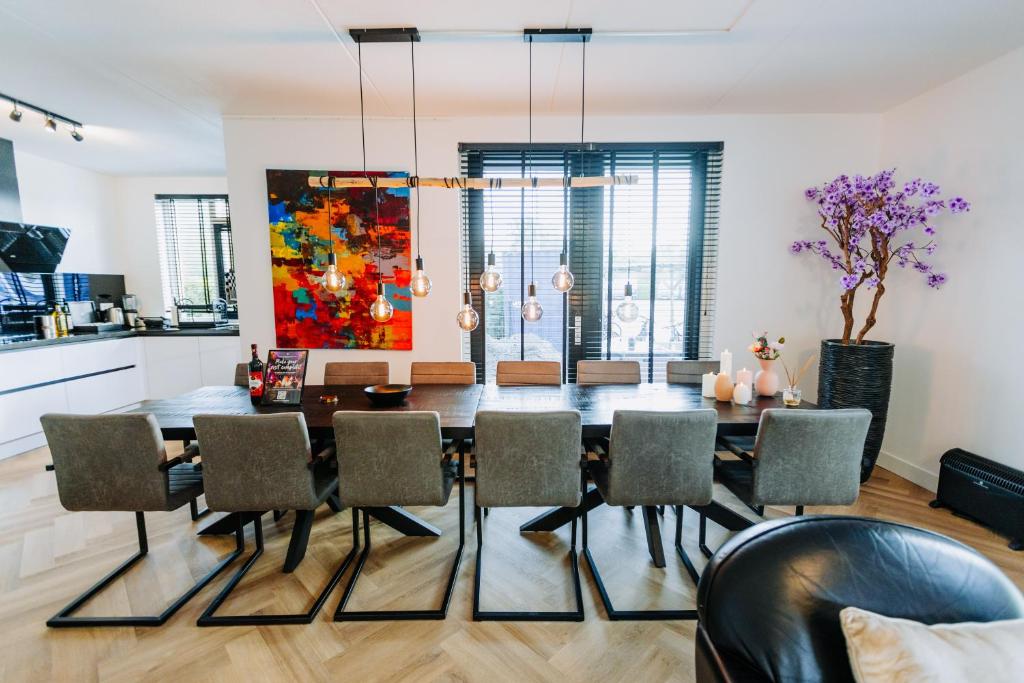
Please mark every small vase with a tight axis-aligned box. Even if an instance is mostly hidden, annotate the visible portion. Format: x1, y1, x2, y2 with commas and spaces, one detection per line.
754, 358, 780, 396
783, 386, 802, 407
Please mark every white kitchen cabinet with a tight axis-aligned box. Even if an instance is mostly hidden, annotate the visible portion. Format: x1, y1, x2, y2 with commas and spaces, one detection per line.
199, 336, 243, 386
142, 336, 203, 400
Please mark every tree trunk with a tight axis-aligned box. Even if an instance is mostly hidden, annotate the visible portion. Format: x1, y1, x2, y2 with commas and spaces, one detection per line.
855, 283, 886, 344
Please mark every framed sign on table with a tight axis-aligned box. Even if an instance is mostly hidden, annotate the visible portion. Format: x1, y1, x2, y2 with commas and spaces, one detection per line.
263, 349, 309, 406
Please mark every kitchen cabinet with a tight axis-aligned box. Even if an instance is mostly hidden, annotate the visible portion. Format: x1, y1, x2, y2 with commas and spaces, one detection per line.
142, 335, 242, 399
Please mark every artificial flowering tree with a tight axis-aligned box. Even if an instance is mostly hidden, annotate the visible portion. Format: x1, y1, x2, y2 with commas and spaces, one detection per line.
793, 169, 970, 480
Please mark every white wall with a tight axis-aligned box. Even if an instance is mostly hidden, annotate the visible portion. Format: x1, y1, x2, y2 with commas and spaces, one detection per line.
111, 176, 228, 316
874, 47, 1024, 486
223, 113, 879, 384
13, 150, 120, 273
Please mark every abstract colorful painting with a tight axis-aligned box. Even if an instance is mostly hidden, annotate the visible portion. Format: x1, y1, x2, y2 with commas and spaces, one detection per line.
266, 169, 412, 350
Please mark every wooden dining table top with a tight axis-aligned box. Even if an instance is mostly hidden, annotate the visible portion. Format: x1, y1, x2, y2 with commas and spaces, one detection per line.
133, 382, 812, 440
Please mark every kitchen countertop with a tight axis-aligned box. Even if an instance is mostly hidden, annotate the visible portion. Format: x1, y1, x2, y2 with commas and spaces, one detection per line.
0, 325, 240, 353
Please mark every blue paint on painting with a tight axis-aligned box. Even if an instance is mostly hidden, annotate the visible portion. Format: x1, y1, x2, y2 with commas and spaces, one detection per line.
268, 200, 290, 224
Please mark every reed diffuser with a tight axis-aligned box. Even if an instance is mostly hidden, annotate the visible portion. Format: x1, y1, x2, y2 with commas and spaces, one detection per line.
782, 355, 816, 407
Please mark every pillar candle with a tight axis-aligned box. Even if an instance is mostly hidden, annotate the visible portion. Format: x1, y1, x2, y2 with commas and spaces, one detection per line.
732, 381, 752, 406
720, 349, 733, 380
715, 372, 734, 402
736, 367, 753, 387
701, 372, 717, 398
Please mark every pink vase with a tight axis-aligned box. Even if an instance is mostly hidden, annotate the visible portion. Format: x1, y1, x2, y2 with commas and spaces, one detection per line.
755, 358, 780, 397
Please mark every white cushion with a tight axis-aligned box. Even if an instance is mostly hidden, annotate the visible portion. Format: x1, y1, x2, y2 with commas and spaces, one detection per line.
840, 606, 1024, 683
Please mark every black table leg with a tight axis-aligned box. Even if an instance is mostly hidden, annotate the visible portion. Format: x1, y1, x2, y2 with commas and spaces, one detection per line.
641, 505, 666, 568
365, 506, 442, 537
520, 487, 604, 533
197, 511, 265, 536
283, 510, 315, 573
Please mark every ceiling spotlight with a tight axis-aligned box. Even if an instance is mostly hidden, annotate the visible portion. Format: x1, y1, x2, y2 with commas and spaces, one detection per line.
44, 116, 57, 133
8, 104, 22, 122
70, 126, 84, 142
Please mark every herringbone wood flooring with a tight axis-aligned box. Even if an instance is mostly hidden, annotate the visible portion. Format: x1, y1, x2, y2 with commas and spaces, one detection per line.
1, 445, 1020, 682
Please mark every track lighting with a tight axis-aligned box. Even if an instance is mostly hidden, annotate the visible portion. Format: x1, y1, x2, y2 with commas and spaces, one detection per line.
1, 92, 85, 143
9, 103, 21, 122
70, 126, 84, 142
44, 116, 57, 132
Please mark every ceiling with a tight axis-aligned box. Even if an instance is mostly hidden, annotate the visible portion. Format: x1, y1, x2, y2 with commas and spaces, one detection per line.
0, 0, 1022, 176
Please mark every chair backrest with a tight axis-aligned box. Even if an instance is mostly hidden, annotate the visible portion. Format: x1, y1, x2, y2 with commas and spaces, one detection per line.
40, 413, 170, 512
604, 410, 717, 506
666, 360, 720, 385
410, 361, 476, 385
234, 363, 249, 387
333, 412, 448, 507
495, 360, 561, 386
324, 361, 389, 386
193, 413, 317, 512
576, 360, 641, 385
751, 408, 871, 506
474, 410, 582, 507
697, 515, 1024, 683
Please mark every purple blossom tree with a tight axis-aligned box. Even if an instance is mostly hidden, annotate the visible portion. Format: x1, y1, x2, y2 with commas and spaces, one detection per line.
793, 169, 970, 344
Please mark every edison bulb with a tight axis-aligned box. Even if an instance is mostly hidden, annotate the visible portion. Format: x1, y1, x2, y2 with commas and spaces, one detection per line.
370, 281, 394, 323
521, 283, 543, 322
410, 256, 432, 298
616, 282, 639, 323
322, 253, 346, 293
456, 292, 479, 331
551, 253, 574, 293
479, 252, 503, 293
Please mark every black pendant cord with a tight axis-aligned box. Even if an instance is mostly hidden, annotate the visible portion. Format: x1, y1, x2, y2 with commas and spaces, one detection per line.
410, 36, 422, 261
357, 39, 368, 181
579, 37, 586, 175
327, 184, 334, 256
528, 36, 535, 285
374, 184, 383, 284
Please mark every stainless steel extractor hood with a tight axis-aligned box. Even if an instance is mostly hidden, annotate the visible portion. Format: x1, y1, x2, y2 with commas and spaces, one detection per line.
0, 137, 71, 273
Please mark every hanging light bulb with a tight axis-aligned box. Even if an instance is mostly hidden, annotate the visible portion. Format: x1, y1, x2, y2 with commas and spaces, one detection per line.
522, 282, 543, 322
370, 279, 393, 323
456, 291, 479, 331
551, 252, 574, 292
322, 252, 346, 293
616, 282, 639, 323
410, 256, 432, 297
479, 252, 503, 293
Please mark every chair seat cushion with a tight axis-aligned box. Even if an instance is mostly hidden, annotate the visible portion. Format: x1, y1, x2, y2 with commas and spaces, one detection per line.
715, 458, 754, 505
840, 606, 1024, 683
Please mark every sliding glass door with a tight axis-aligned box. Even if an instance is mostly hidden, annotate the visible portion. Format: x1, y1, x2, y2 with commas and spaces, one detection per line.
461, 143, 722, 384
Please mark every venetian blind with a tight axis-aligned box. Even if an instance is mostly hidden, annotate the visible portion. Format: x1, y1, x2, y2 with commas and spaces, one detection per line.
153, 195, 235, 314
460, 143, 722, 384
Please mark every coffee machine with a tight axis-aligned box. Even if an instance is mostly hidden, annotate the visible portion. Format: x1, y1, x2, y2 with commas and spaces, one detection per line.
121, 294, 144, 330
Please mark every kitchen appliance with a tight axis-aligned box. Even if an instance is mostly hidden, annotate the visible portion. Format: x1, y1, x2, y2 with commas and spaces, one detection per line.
931, 448, 1024, 550
33, 314, 56, 339
0, 221, 71, 273
67, 300, 96, 326
142, 316, 166, 330
104, 307, 124, 325
74, 322, 125, 334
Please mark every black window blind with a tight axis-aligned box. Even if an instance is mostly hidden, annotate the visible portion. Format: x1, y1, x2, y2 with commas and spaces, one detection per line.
153, 195, 235, 314
460, 143, 722, 384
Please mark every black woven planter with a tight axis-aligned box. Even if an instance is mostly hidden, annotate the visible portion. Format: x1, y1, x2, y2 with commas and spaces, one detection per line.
818, 339, 895, 482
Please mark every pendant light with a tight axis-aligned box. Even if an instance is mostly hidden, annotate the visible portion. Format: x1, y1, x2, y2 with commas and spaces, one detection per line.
522, 37, 543, 323
407, 37, 432, 298
353, 37, 393, 324
479, 187, 503, 293
456, 241, 479, 332
552, 37, 588, 294
321, 183, 347, 293
616, 178, 639, 323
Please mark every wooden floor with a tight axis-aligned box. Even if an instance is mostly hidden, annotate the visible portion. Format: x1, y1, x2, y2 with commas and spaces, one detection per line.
0, 446, 1020, 683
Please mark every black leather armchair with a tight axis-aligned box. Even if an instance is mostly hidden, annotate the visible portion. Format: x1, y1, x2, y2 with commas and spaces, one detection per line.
695, 515, 1024, 683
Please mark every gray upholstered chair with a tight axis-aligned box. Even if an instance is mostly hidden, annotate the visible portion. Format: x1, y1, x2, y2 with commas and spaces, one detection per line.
39, 413, 240, 628
233, 362, 248, 387
584, 410, 717, 620
495, 360, 561, 386
410, 361, 476, 385
473, 410, 584, 621
702, 408, 872, 557
331, 411, 464, 620
324, 361, 389, 385
192, 413, 354, 626
576, 360, 641, 385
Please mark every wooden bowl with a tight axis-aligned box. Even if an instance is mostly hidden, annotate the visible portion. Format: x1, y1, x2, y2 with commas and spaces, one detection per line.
363, 384, 412, 407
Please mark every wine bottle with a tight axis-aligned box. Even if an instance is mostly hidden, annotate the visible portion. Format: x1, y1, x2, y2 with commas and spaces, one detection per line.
248, 343, 265, 404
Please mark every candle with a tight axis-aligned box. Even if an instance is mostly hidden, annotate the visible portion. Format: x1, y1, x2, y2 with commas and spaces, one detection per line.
732, 381, 752, 406
736, 367, 753, 387
720, 349, 733, 380
701, 372, 717, 398
715, 372, 734, 402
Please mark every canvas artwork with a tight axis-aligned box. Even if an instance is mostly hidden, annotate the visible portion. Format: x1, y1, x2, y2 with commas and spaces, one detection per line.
266, 169, 412, 350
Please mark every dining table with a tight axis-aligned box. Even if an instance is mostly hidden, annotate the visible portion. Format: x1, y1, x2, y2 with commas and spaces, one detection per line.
132, 382, 812, 571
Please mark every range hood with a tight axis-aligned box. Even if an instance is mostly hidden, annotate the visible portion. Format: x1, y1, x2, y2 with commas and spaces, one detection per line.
0, 137, 71, 273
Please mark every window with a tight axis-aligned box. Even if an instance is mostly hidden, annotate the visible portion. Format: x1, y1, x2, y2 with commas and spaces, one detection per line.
153, 195, 236, 318
460, 143, 722, 383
